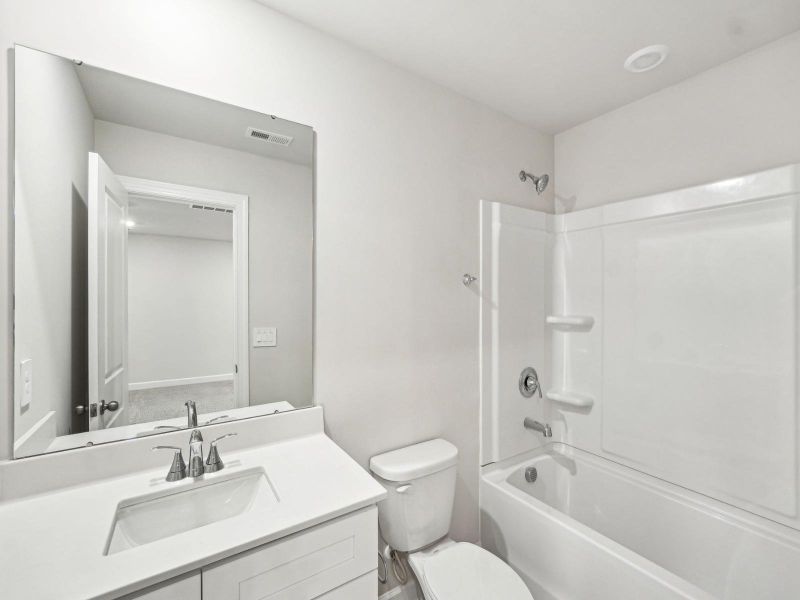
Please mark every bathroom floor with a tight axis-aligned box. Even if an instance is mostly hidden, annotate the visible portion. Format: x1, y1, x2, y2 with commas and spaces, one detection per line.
127, 381, 235, 424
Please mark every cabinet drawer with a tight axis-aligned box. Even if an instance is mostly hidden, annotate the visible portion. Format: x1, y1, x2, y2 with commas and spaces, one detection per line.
203, 506, 377, 600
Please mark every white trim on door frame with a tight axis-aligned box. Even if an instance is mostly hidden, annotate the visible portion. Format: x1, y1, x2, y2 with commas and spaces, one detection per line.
117, 176, 250, 409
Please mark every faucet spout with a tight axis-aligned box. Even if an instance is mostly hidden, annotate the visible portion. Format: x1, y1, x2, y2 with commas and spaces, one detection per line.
187, 429, 204, 477
185, 401, 198, 428
524, 417, 552, 438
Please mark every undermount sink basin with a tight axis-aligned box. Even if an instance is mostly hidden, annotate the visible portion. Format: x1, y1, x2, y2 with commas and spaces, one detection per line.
105, 467, 278, 555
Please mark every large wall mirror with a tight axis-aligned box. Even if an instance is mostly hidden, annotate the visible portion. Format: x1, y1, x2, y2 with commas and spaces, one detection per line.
12, 45, 314, 458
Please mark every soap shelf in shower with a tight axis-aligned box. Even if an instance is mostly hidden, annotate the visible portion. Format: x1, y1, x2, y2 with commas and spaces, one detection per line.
546, 315, 595, 331
545, 390, 595, 408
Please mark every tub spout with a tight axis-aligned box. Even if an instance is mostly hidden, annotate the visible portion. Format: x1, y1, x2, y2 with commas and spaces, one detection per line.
524, 417, 552, 438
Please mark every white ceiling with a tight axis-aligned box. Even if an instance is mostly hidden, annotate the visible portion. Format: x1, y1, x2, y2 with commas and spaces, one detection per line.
76, 62, 314, 165
257, 0, 800, 133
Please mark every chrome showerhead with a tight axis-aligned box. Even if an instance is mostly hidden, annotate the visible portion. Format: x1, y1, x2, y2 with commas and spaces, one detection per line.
519, 170, 549, 195
536, 173, 549, 194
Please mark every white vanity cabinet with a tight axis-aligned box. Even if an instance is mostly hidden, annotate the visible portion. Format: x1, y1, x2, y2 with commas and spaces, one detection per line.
0, 409, 387, 600
203, 507, 377, 599
120, 506, 377, 600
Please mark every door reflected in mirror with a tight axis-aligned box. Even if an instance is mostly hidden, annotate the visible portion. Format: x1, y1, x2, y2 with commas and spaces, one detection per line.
13, 45, 314, 457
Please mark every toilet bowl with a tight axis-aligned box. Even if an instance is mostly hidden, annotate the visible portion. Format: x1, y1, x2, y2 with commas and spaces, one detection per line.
408, 538, 532, 600
370, 439, 533, 600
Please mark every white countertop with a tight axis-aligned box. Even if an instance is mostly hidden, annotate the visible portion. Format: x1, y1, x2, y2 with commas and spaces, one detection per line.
0, 432, 386, 600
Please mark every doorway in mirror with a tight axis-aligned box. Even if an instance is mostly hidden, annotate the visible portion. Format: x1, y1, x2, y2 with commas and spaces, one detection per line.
121, 176, 249, 430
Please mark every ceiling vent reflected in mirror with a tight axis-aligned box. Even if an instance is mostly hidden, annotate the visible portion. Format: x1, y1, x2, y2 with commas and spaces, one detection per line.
191, 204, 234, 214
246, 126, 294, 146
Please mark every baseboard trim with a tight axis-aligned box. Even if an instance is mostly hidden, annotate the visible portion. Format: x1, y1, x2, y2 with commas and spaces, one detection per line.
129, 373, 233, 391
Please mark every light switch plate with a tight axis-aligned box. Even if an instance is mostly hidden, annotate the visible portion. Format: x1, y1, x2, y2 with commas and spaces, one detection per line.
20, 359, 32, 410
253, 327, 277, 347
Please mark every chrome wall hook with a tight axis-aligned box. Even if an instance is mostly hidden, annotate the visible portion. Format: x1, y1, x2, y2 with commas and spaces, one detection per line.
462, 273, 477, 287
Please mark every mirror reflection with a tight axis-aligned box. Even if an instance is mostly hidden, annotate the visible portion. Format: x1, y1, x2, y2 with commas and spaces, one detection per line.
13, 46, 314, 457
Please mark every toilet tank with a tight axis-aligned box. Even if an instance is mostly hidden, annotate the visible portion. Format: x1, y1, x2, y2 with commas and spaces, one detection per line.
369, 439, 458, 552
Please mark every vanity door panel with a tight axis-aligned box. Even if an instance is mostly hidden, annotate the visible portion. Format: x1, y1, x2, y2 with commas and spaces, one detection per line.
316, 571, 376, 599
118, 571, 200, 600
202, 507, 377, 600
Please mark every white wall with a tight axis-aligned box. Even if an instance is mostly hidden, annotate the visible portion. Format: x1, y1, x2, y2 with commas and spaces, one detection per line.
13, 45, 93, 440
127, 233, 233, 384
555, 31, 800, 211
95, 120, 312, 406
0, 0, 554, 544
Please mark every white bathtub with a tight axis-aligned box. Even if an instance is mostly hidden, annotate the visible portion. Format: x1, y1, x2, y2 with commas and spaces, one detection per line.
480, 443, 800, 600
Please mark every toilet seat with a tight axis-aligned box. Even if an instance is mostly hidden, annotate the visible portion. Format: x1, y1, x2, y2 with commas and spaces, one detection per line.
411, 542, 533, 600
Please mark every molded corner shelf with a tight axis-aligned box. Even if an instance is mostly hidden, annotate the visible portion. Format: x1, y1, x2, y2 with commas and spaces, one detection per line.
545, 390, 595, 408
546, 315, 595, 331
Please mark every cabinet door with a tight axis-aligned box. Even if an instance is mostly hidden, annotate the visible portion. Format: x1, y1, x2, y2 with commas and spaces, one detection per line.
118, 571, 200, 600
203, 507, 377, 600
316, 571, 376, 599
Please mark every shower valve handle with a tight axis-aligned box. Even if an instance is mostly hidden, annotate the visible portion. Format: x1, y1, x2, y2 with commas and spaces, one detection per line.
519, 367, 542, 398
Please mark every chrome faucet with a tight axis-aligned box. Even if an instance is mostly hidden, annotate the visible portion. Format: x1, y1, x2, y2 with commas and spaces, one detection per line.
185, 401, 198, 427
187, 429, 205, 477
152, 406, 227, 433
524, 417, 552, 438
153, 429, 238, 481
188, 429, 240, 477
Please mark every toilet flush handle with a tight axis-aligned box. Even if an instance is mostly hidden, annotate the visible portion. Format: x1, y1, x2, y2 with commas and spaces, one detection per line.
396, 484, 412, 494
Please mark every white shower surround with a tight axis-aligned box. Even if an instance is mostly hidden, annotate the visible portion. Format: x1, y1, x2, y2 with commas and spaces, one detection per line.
480, 163, 800, 598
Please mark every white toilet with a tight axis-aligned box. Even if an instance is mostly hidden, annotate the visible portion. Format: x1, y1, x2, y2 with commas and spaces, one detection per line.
370, 439, 533, 600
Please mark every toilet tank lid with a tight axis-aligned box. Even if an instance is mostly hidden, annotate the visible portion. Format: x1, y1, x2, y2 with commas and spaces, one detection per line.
370, 439, 458, 481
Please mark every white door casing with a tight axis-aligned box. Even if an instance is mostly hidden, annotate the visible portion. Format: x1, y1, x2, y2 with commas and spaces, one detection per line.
117, 176, 249, 409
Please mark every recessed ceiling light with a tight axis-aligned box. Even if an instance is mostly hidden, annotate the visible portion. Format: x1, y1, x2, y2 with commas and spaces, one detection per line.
624, 45, 669, 73
125, 220, 136, 228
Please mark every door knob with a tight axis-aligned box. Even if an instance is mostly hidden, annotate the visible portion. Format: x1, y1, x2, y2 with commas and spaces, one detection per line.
74, 405, 86, 415
100, 399, 119, 414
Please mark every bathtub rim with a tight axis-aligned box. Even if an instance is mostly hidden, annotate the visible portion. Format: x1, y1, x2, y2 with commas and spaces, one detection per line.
481, 442, 800, 599
480, 450, 709, 599
483, 442, 800, 550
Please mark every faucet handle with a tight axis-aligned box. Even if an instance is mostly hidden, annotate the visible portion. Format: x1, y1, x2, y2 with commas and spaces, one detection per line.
211, 433, 237, 445
205, 433, 238, 473
152, 446, 187, 482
